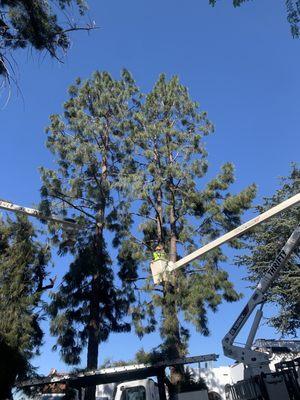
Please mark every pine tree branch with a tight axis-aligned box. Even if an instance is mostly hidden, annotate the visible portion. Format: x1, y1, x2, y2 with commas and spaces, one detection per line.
127, 232, 153, 251
36, 275, 57, 293
62, 25, 98, 35
51, 190, 97, 222
129, 212, 156, 222
146, 195, 163, 237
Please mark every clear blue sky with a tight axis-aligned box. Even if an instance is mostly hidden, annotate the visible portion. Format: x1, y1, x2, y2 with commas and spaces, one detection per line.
1, 0, 299, 375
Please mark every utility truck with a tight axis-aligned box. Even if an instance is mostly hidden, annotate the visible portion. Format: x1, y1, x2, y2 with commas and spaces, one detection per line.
17, 355, 217, 400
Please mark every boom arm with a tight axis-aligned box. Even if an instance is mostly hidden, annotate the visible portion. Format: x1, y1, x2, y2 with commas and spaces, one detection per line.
222, 225, 300, 375
150, 193, 300, 283
0, 199, 78, 229
150, 194, 300, 377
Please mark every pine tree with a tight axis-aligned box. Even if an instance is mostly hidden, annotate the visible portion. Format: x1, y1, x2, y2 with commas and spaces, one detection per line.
0, 215, 50, 399
235, 164, 300, 336
0, 0, 91, 78
40, 70, 139, 400
121, 74, 257, 378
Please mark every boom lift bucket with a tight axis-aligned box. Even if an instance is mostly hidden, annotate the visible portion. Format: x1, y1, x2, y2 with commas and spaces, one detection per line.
150, 260, 175, 284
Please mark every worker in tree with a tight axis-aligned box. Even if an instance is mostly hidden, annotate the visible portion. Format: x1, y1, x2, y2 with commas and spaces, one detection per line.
152, 244, 167, 261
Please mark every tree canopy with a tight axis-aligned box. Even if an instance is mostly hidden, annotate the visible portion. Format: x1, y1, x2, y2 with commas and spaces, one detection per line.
0, 215, 50, 399
209, 0, 300, 38
39, 70, 258, 388
235, 164, 300, 336
0, 0, 91, 79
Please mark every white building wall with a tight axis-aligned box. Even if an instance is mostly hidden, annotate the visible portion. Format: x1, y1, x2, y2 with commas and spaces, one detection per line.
193, 366, 232, 400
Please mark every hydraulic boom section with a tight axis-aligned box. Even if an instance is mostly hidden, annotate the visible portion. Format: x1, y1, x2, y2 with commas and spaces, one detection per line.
222, 225, 300, 378
0, 199, 78, 229
150, 193, 300, 283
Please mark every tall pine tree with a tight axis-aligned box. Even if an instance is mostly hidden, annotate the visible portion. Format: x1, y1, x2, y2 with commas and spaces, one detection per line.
40, 70, 139, 400
0, 215, 50, 399
236, 164, 300, 336
120, 74, 257, 376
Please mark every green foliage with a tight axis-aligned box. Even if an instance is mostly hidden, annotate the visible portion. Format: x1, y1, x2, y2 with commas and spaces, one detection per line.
41, 70, 256, 387
0, 215, 50, 397
40, 70, 139, 380
286, 0, 300, 37
48, 238, 132, 365
174, 367, 208, 393
209, 0, 300, 38
121, 73, 256, 359
99, 358, 133, 368
235, 164, 300, 336
0, 0, 89, 77
136, 350, 208, 394
135, 347, 169, 364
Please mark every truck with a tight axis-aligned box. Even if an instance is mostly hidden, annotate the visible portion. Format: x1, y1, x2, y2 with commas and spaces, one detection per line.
21, 344, 300, 400
17, 355, 217, 400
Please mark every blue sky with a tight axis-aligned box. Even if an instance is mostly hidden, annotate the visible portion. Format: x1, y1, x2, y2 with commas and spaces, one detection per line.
1, 0, 299, 375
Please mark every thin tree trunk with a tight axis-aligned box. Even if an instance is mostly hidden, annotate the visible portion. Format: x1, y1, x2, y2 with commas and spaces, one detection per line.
85, 277, 100, 400
165, 135, 185, 385
157, 187, 163, 243
86, 127, 109, 400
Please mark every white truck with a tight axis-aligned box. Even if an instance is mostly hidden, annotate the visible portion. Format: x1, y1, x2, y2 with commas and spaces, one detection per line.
18, 355, 216, 400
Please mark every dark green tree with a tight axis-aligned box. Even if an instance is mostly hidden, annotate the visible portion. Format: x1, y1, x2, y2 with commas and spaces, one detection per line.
0, 215, 50, 399
235, 164, 300, 336
40, 70, 139, 400
209, 1, 300, 38
0, 0, 92, 79
121, 74, 257, 378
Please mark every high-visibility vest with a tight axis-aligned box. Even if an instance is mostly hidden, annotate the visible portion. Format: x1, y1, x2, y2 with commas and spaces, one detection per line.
153, 251, 166, 261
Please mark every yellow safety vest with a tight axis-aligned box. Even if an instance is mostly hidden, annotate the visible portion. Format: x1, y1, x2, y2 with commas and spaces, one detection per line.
153, 251, 166, 261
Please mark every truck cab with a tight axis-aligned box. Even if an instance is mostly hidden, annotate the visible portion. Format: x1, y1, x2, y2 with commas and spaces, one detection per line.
114, 380, 159, 400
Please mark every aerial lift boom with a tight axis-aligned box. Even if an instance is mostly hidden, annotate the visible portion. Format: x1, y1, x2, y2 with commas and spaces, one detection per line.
222, 225, 300, 378
150, 193, 300, 283
0, 199, 78, 229
150, 193, 300, 379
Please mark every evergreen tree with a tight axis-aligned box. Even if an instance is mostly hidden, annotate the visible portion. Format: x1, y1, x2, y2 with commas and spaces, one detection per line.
0, 0, 91, 78
209, 0, 300, 38
40, 70, 139, 400
0, 215, 50, 399
235, 164, 300, 336
121, 74, 257, 377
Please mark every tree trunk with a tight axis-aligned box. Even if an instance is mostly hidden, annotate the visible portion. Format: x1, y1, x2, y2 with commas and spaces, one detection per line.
156, 187, 163, 243
85, 128, 110, 400
165, 142, 185, 384
85, 276, 101, 400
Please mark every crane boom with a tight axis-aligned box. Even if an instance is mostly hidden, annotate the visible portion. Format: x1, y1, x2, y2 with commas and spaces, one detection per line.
222, 225, 300, 377
0, 199, 78, 229
151, 193, 300, 282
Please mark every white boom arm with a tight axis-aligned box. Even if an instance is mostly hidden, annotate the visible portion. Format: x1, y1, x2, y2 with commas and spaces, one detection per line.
150, 193, 300, 282
0, 199, 78, 229
222, 226, 300, 377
